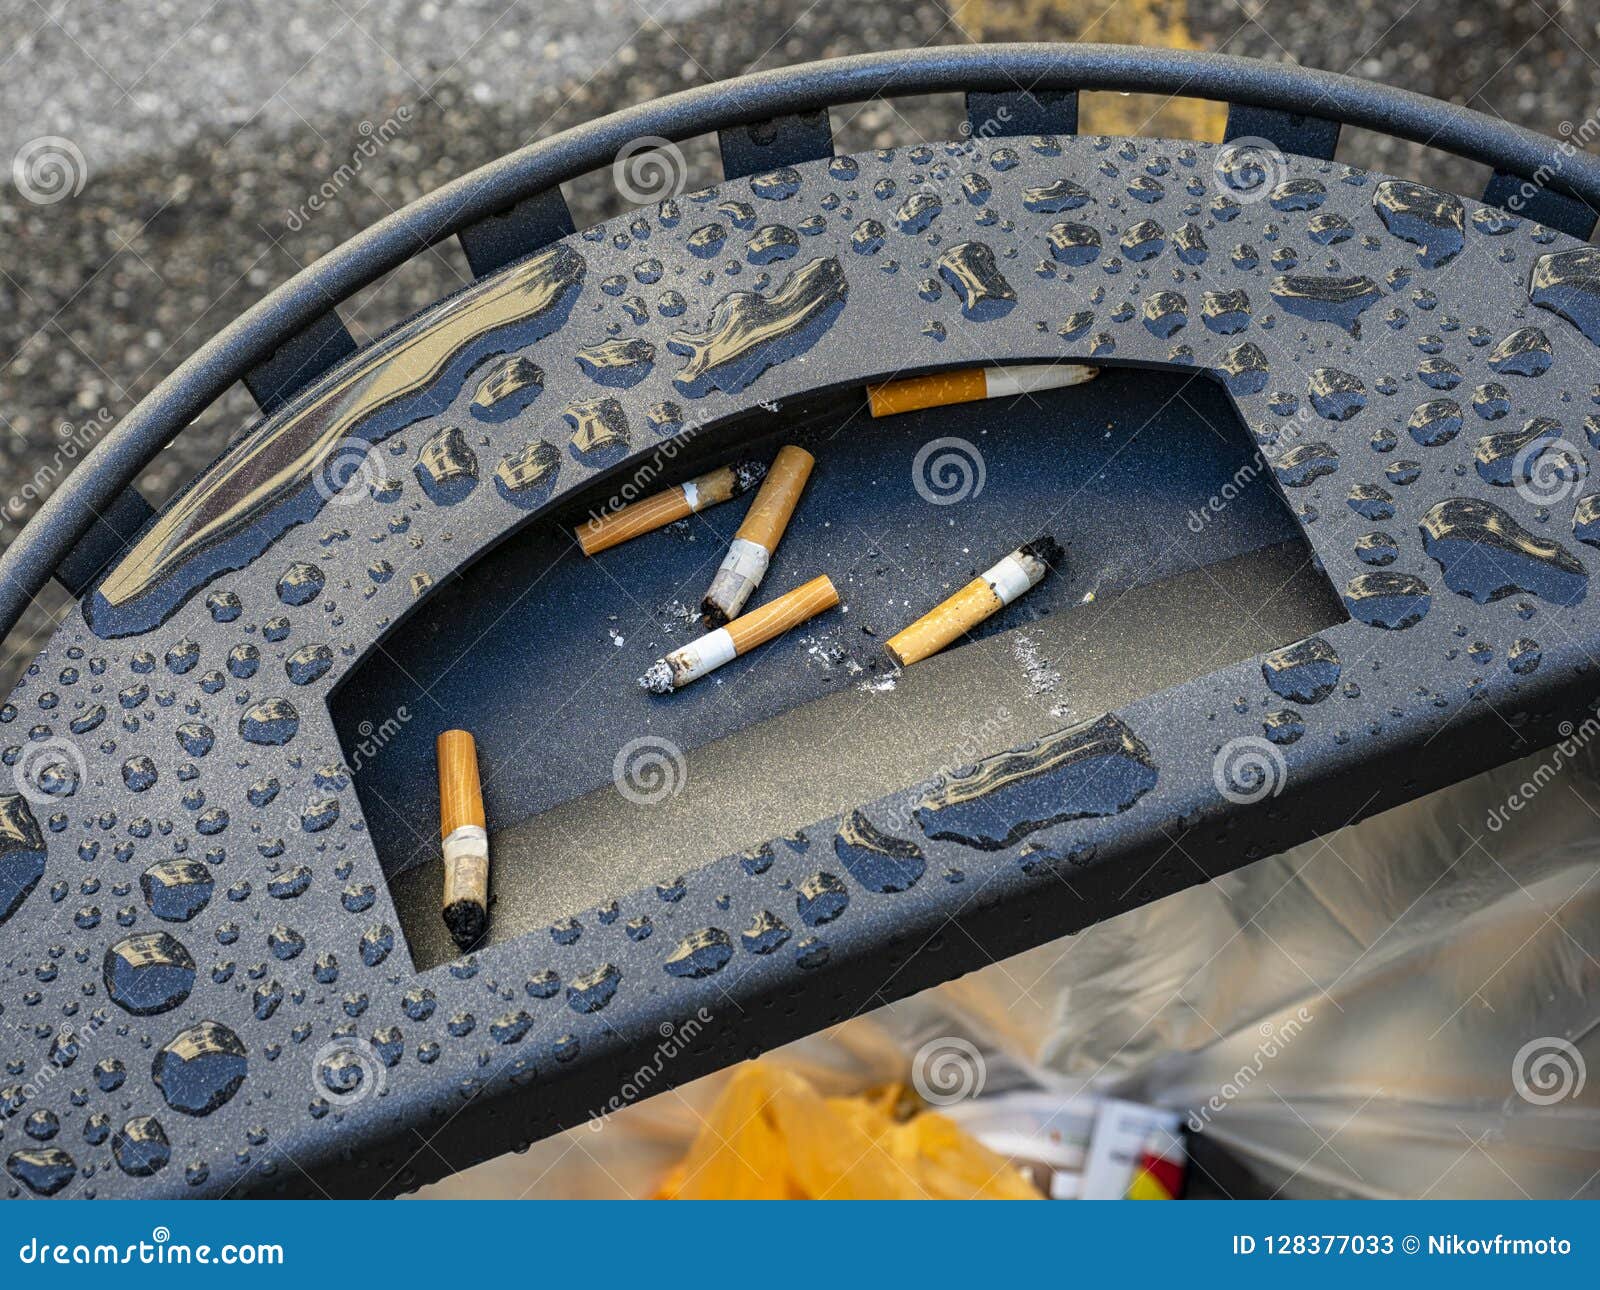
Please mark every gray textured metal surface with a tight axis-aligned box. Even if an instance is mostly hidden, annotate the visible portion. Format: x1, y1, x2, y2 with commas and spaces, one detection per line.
5, 43, 1600, 647
4, 126, 1600, 1200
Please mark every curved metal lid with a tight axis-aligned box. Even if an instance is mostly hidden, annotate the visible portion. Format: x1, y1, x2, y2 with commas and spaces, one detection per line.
4, 124, 1599, 1198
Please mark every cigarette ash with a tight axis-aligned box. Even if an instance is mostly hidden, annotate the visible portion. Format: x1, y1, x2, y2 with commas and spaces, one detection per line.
801, 634, 846, 672
857, 666, 900, 693
638, 659, 676, 695
607, 627, 626, 648
1020, 534, 1066, 570
1011, 631, 1061, 698
732, 459, 768, 494
442, 899, 487, 952
656, 598, 702, 634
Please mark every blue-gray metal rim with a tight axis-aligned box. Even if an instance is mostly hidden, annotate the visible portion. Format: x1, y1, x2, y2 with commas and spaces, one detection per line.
3, 42, 1596, 647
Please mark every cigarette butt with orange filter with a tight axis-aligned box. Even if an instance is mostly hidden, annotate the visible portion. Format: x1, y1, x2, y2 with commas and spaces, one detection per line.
576, 460, 767, 556
438, 729, 490, 952
642, 574, 839, 694
701, 445, 814, 626
867, 364, 1098, 418
885, 536, 1063, 668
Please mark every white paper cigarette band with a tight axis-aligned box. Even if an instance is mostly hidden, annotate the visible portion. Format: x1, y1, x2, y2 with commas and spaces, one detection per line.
646, 574, 839, 692
984, 552, 1044, 603
662, 627, 738, 687
983, 364, 1097, 397
722, 537, 770, 583
442, 824, 489, 866
701, 539, 772, 628
577, 464, 748, 557
703, 446, 813, 624
885, 542, 1058, 667
442, 825, 489, 904
867, 364, 1098, 417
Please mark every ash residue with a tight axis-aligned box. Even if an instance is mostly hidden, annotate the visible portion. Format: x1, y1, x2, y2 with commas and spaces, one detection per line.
732, 459, 769, 494
638, 659, 675, 694
1012, 631, 1061, 697
1020, 534, 1065, 569
656, 599, 702, 634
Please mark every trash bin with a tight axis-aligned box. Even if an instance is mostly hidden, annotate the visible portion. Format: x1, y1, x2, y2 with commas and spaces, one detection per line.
3, 44, 1598, 1199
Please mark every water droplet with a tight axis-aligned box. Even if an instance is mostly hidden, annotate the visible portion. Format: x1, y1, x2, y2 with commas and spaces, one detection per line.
1343, 572, 1432, 629
915, 713, 1157, 850
153, 1020, 248, 1116
1422, 497, 1587, 605
1374, 180, 1465, 268
1261, 636, 1341, 704
833, 811, 926, 892
664, 928, 734, 978
104, 931, 196, 1015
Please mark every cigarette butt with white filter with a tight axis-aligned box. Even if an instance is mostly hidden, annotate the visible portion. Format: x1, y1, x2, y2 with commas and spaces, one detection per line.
642, 574, 839, 693
438, 729, 490, 952
576, 460, 767, 556
701, 444, 814, 626
885, 537, 1063, 667
867, 363, 1098, 418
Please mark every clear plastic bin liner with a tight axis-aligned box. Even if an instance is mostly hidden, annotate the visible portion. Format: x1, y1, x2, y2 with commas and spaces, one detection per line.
421, 749, 1600, 1199
1014, 748, 1600, 1199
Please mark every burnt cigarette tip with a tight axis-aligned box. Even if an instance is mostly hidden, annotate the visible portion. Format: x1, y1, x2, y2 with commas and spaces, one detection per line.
443, 898, 487, 951
699, 596, 731, 628
639, 659, 677, 695
1021, 534, 1065, 569
731, 459, 768, 495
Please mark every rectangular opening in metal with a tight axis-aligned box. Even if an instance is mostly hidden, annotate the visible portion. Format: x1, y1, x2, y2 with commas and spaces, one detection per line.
329, 366, 1347, 969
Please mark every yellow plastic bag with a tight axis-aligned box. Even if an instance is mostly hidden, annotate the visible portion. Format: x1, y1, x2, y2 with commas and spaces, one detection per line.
655, 1062, 1039, 1199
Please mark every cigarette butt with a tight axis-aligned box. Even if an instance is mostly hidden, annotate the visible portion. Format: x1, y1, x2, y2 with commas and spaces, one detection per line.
438, 729, 489, 952
701, 445, 814, 625
642, 574, 839, 693
867, 364, 1098, 417
576, 460, 767, 556
885, 536, 1063, 667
